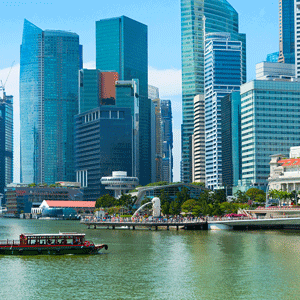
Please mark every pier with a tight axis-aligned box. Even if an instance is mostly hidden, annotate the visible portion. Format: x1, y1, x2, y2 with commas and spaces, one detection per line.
81, 215, 300, 231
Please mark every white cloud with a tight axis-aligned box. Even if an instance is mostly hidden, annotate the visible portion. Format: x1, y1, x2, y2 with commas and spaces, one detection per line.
148, 66, 182, 97
0, 64, 20, 183
83, 61, 96, 69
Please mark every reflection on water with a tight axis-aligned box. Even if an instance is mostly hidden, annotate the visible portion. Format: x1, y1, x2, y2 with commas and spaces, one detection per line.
1, 219, 300, 299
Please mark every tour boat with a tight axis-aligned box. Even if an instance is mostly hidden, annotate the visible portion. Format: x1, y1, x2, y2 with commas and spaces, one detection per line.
0, 232, 108, 255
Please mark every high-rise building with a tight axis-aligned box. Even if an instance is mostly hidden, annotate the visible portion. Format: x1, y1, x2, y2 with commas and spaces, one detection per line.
256, 61, 295, 80
295, 1, 300, 76
148, 85, 159, 101
204, 33, 243, 190
180, 0, 246, 183
74, 106, 133, 201
115, 79, 139, 178
161, 100, 173, 182
0, 94, 13, 196
79, 69, 119, 114
266, 52, 279, 62
192, 95, 205, 183
279, 0, 294, 64
221, 92, 241, 195
96, 16, 151, 185
240, 80, 300, 190
20, 19, 81, 184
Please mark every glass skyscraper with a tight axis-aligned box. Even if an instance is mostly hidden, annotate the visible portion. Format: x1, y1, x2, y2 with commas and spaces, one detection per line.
278, 0, 294, 64
0, 94, 13, 196
96, 16, 151, 186
180, 0, 246, 183
74, 106, 133, 201
240, 80, 300, 189
20, 19, 81, 184
204, 33, 243, 190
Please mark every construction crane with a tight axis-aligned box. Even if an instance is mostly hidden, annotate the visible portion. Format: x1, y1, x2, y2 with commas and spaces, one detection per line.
0, 61, 15, 101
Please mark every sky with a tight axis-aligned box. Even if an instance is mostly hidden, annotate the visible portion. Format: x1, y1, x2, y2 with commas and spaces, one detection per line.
0, 0, 279, 182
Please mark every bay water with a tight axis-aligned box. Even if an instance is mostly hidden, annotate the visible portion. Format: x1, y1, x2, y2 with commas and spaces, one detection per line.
0, 218, 300, 300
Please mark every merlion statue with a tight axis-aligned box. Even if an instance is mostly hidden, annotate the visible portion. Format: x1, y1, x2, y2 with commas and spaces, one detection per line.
151, 197, 161, 217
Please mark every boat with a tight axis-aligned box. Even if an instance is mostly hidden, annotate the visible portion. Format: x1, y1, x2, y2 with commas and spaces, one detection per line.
0, 232, 108, 255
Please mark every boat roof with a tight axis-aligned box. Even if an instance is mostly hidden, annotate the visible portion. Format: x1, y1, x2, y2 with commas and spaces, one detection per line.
21, 232, 85, 238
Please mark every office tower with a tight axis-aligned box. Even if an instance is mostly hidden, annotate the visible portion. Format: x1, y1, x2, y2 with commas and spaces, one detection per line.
180, 0, 246, 183
152, 98, 163, 182
79, 69, 119, 114
279, 0, 294, 63
295, 1, 300, 76
192, 95, 205, 183
115, 79, 139, 178
266, 52, 279, 62
150, 101, 156, 182
204, 33, 243, 190
0, 94, 13, 196
20, 19, 81, 184
240, 80, 300, 190
256, 62, 295, 80
161, 100, 173, 182
221, 92, 241, 195
74, 106, 133, 201
148, 85, 159, 100
79, 69, 100, 114
96, 16, 151, 186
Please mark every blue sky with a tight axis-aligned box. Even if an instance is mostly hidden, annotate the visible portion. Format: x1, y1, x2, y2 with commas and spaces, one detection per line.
0, 0, 279, 182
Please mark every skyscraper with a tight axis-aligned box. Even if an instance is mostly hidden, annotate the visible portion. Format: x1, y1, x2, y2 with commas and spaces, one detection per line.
204, 33, 243, 190
240, 80, 300, 189
74, 106, 133, 201
180, 0, 246, 183
279, 0, 295, 64
295, 1, 300, 76
0, 94, 13, 196
20, 19, 81, 184
96, 16, 151, 185
161, 100, 173, 182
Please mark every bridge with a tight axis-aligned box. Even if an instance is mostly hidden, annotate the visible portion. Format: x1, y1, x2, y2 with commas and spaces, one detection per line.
81, 215, 300, 231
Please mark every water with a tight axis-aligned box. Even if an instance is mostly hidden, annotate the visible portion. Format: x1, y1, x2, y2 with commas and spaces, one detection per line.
1, 218, 300, 300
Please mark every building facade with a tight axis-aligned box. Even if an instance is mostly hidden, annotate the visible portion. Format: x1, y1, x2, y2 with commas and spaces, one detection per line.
115, 79, 139, 178
295, 0, 300, 76
192, 95, 205, 183
204, 33, 243, 190
180, 0, 246, 182
161, 100, 173, 182
221, 92, 241, 194
268, 146, 300, 193
266, 52, 279, 62
0, 94, 13, 196
279, 0, 294, 64
148, 85, 159, 101
20, 19, 81, 184
96, 16, 151, 186
255, 61, 295, 80
74, 106, 133, 201
240, 80, 300, 190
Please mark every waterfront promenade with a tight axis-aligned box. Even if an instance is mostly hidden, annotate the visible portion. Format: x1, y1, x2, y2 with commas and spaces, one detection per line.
81, 214, 300, 230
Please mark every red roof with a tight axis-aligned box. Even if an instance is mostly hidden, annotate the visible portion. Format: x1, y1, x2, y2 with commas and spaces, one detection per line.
45, 201, 95, 208
278, 158, 300, 167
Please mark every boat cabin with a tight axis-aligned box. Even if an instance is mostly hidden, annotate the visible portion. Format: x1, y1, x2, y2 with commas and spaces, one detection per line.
19, 233, 85, 246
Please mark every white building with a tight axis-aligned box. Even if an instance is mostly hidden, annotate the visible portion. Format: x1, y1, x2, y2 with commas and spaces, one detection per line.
100, 171, 139, 198
256, 62, 295, 80
268, 146, 300, 192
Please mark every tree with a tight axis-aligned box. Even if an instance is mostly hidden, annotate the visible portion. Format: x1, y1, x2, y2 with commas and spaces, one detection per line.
169, 201, 181, 215
95, 194, 116, 208
234, 190, 248, 203
245, 188, 265, 203
181, 199, 198, 213
175, 187, 190, 205
161, 201, 170, 216
211, 190, 226, 203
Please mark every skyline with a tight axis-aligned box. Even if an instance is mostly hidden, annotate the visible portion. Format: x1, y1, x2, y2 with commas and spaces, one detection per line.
1, 0, 279, 182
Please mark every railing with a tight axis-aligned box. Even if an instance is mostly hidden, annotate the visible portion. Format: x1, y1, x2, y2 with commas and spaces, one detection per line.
0, 240, 20, 245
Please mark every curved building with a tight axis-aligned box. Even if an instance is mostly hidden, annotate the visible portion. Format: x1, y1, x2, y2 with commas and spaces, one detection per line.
101, 171, 138, 198
180, 0, 246, 183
